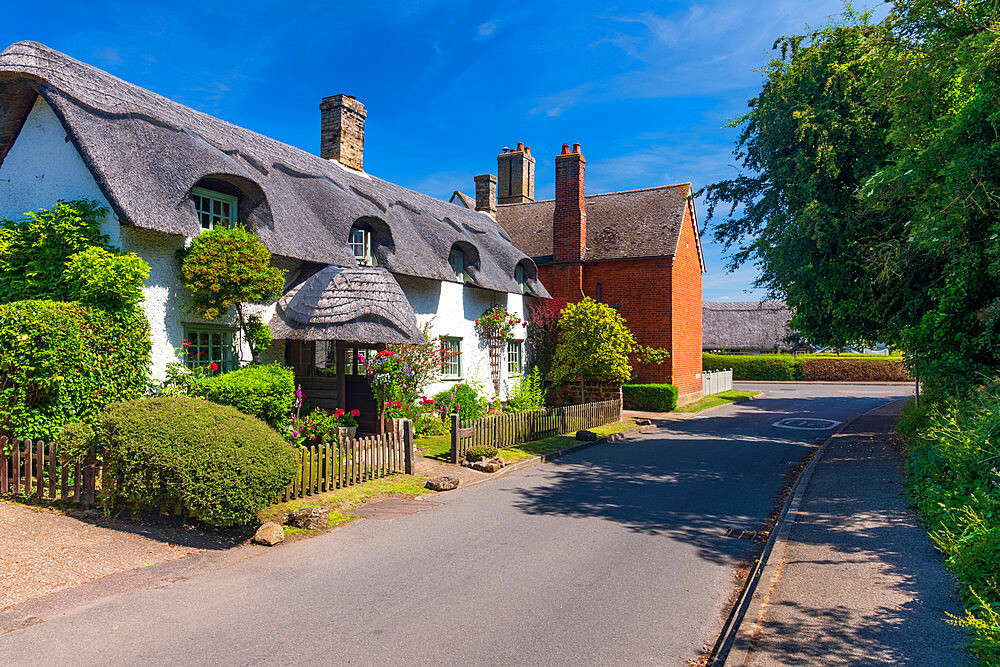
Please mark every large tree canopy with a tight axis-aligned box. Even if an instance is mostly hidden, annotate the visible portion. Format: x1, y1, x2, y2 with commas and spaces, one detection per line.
703, 1, 1000, 394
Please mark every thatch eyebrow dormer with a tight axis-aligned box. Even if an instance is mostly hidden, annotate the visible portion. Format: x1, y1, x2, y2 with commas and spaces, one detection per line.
0, 41, 549, 299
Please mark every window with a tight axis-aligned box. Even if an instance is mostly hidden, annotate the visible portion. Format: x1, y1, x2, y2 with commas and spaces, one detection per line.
344, 346, 377, 375
192, 187, 237, 231
183, 326, 236, 374
441, 337, 462, 377
349, 226, 375, 266
515, 265, 527, 293
596, 282, 602, 303
507, 340, 523, 374
449, 249, 466, 282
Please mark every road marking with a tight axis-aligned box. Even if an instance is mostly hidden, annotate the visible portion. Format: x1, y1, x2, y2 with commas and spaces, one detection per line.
772, 417, 842, 431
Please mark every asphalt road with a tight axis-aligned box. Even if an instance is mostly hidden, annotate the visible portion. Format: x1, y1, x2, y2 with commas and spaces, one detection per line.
0, 383, 912, 666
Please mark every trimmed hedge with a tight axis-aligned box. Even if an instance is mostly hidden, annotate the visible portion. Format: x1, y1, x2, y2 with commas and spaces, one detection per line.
0, 300, 151, 441
703, 353, 910, 382
96, 397, 297, 526
195, 364, 295, 429
623, 384, 679, 412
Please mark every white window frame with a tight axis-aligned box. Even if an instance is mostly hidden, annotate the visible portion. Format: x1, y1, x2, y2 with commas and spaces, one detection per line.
441, 337, 462, 377
192, 187, 238, 231
182, 326, 237, 374
507, 339, 523, 374
349, 227, 375, 266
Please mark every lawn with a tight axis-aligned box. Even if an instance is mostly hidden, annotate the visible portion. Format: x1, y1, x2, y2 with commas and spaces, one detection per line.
674, 390, 760, 413
414, 419, 639, 463
259, 474, 432, 538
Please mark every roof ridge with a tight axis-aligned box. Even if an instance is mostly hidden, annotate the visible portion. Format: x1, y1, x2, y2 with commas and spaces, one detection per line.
497, 182, 692, 208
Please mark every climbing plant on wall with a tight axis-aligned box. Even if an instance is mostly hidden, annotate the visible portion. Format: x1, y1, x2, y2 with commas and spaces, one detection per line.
475, 304, 522, 396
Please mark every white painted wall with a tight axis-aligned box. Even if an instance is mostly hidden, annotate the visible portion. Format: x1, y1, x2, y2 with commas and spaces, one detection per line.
0, 98, 529, 397
397, 274, 527, 400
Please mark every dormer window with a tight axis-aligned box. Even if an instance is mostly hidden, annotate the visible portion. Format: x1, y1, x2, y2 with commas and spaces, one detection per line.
192, 187, 237, 231
349, 226, 375, 266
515, 264, 527, 293
449, 248, 467, 282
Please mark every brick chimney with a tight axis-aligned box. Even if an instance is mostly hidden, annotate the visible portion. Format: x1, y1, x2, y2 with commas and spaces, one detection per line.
473, 174, 497, 217
553, 143, 586, 262
497, 142, 535, 204
320, 94, 367, 171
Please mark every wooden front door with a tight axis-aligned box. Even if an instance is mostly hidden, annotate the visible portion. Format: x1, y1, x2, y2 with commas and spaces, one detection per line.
286, 340, 316, 377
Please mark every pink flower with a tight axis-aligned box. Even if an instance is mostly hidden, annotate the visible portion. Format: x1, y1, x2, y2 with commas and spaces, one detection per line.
209, 362, 218, 371
350, 409, 360, 417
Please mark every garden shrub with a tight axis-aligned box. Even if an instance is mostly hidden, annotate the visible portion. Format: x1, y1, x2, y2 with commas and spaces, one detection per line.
0, 300, 151, 440
622, 384, 679, 412
552, 297, 635, 386
96, 397, 297, 526
799, 357, 909, 381
506, 367, 545, 412
704, 353, 802, 381
901, 384, 1000, 662
63, 246, 150, 310
433, 382, 486, 421
464, 444, 498, 460
56, 421, 95, 463
704, 353, 910, 382
195, 364, 294, 429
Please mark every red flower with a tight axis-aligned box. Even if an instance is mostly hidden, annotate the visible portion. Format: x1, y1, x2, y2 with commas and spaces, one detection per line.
183, 339, 191, 348
350, 409, 360, 417
334, 408, 345, 417
209, 362, 218, 371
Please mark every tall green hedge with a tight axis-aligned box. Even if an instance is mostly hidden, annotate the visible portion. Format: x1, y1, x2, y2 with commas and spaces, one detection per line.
622, 384, 679, 412
0, 300, 151, 440
96, 397, 297, 526
703, 353, 910, 382
195, 364, 294, 429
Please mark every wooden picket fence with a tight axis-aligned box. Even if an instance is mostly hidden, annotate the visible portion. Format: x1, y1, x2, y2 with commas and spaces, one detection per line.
450, 399, 622, 463
284, 419, 414, 501
0, 436, 98, 506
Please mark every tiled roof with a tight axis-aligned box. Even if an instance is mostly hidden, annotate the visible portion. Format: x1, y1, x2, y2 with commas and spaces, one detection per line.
495, 183, 694, 263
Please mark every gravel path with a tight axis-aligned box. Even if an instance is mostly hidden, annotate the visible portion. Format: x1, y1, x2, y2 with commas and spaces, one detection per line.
0, 502, 202, 610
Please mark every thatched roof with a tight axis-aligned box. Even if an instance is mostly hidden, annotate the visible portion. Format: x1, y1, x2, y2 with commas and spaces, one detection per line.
702, 301, 798, 351
495, 184, 703, 268
270, 266, 423, 344
0, 41, 548, 298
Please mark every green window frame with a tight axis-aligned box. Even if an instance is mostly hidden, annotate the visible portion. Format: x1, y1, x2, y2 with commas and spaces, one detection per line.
507, 339, 523, 374
441, 337, 462, 377
344, 346, 378, 375
182, 326, 237, 374
192, 187, 237, 231
449, 249, 467, 282
515, 264, 527, 293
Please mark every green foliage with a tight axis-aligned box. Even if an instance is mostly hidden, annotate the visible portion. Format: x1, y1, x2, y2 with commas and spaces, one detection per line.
0, 200, 111, 304
634, 345, 670, 367
701, 4, 1000, 395
703, 353, 910, 381
433, 382, 486, 421
525, 299, 560, 380
704, 353, 802, 381
387, 321, 445, 404
0, 300, 151, 440
901, 381, 1000, 662
464, 444, 498, 460
178, 228, 285, 361
622, 384, 679, 412
505, 367, 545, 412
195, 364, 295, 429
56, 421, 94, 464
552, 298, 635, 385
242, 314, 273, 356
63, 246, 149, 310
96, 397, 297, 526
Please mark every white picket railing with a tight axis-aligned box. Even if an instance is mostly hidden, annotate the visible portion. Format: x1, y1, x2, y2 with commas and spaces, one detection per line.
703, 368, 733, 396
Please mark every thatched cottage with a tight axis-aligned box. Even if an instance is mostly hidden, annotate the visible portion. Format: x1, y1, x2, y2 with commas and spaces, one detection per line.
0, 41, 548, 431
702, 301, 799, 354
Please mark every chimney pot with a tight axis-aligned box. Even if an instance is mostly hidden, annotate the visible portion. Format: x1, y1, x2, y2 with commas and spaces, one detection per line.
525, 146, 531, 156
561, 143, 570, 155
516, 141, 525, 152
573, 142, 581, 154
502, 146, 509, 153
320, 94, 367, 171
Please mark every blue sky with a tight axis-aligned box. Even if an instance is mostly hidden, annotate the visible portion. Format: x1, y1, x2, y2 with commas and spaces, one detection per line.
1, 1, 885, 301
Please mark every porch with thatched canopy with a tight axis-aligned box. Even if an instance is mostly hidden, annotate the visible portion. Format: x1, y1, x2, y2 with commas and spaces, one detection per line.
269, 265, 423, 434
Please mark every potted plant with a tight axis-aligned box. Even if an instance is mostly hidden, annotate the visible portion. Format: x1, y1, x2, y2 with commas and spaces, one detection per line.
335, 408, 361, 439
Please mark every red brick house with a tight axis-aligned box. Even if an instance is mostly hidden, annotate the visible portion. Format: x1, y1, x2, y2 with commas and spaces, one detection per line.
452, 142, 706, 401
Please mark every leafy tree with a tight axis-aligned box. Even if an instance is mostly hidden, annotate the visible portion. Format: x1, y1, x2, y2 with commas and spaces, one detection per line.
63, 246, 149, 310
0, 200, 149, 303
551, 298, 635, 395
178, 228, 285, 362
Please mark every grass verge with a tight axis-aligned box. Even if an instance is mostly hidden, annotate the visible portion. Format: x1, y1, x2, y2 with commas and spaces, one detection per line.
259, 474, 431, 541
415, 419, 640, 464
674, 390, 760, 413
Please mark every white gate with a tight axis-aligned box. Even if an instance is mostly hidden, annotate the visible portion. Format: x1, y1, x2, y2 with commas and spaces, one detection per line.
703, 368, 733, 396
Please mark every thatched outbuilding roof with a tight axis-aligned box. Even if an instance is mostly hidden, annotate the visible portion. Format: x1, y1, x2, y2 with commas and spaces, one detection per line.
270, 266, 423, 344
495, 184, 703, 267
702, 301, 798, 352
0, 41, 548, 298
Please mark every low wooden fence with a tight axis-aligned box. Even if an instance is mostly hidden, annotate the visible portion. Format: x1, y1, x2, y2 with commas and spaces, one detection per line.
450, 399, 622, 463
284, 419, 414, 501
0, 436, 97, 506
